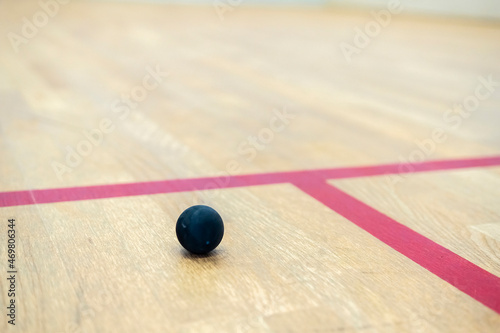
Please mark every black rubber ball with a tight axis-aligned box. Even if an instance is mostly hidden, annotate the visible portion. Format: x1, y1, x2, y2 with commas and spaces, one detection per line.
176, 205, 224, 254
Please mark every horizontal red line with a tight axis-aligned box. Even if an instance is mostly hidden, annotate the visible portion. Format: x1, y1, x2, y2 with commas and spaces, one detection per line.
0, 155, 499, 207
294, 180, 500, 314
2, 155, 500, 314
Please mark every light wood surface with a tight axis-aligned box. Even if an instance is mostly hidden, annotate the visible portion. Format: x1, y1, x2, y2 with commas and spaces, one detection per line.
0, 1, 500, 332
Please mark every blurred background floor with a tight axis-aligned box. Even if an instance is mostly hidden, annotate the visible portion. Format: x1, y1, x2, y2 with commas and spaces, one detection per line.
0, 0, 499, 332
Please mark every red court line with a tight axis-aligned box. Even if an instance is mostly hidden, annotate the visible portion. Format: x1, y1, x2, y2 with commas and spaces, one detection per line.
2, 155, 500, 314
1, 156, 500, 207
293, 179, 500, 314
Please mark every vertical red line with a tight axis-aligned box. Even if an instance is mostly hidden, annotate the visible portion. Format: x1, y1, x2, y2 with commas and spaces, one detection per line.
293, 179, 500, 314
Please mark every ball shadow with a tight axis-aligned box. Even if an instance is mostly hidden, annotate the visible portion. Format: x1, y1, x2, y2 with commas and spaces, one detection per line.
179, 248, 224, 261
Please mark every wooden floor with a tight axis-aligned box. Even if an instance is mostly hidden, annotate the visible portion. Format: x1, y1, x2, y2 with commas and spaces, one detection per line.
1, 1, 500, 332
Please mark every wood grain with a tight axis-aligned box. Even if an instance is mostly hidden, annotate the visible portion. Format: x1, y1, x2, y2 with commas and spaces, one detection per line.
0, 0, 499, 332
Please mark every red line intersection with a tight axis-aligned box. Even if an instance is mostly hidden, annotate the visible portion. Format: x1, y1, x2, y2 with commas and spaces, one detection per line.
1, 155, 500, 313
